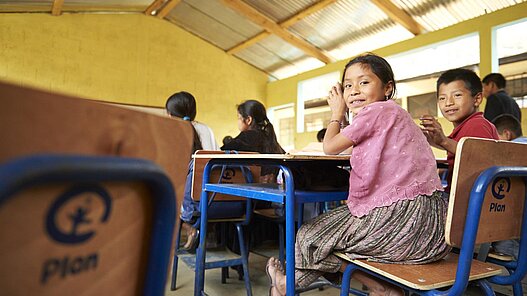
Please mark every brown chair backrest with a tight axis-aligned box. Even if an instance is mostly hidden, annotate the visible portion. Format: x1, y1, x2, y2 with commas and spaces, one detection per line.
0, 170, 159, 295
191, 150, 260, 201
446, 137, 527, 247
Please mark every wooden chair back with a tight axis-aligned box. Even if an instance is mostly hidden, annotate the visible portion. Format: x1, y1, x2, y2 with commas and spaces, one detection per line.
446, 137, 527, 247
191, 150, 260, 202
0, 155, 175, 296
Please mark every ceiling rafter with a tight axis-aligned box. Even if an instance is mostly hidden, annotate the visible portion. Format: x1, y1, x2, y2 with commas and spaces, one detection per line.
227, 0, 337, 55
144, 0, 165, 15
156, 0, 182, 19
370, 0, 423, 35
51, 0, 64, 16
221, 0, 331, 64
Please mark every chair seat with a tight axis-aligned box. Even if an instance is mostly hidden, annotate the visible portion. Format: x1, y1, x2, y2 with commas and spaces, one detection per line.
334, 252, 504, 290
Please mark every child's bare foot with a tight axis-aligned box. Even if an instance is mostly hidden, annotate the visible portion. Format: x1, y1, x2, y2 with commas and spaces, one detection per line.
353, 271, 404, 296
265, 257, 286, 296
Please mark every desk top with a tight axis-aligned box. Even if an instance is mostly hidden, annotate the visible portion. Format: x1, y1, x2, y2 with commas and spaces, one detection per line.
193, 153, 351, 161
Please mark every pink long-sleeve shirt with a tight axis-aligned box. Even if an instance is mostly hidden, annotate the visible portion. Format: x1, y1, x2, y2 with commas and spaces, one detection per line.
341, 100, 444, 217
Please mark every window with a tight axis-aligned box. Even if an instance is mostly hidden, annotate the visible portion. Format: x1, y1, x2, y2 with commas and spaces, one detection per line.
297, 71, 340, 133
268, 104, 295, 151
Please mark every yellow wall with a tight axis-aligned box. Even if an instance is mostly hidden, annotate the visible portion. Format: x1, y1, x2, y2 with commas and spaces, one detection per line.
267, 2, 527, 150
0, 13, 268, 142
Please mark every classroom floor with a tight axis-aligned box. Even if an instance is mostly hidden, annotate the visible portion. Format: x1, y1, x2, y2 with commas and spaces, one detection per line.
165, 246, 526, 296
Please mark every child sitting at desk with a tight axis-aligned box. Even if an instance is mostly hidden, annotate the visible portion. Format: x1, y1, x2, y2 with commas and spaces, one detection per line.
221, 99, 285, 180
419, 68, 499, 191
266, 53, 450, 296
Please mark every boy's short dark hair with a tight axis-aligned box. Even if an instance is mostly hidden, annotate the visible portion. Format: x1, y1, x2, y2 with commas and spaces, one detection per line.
436, 68, 482, 97
492, 114, 523, 137
316, 128, 327, 142
482, 73, 507, 89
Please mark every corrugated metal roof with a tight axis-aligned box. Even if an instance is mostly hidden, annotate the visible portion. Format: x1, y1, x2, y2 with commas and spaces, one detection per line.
0, 0, 525, 80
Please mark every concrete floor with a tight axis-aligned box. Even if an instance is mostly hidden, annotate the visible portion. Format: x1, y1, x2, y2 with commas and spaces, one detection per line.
164, 248, 524, 296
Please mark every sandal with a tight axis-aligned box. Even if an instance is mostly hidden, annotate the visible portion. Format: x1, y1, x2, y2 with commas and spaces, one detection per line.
265, 258, 285, 296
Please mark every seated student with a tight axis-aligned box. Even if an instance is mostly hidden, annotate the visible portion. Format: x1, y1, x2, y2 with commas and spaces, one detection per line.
266, 53, 449, 296
482, 73, 521, 122
491, 114, 525, 259
420, 68, 499, 191
316, 128, 327, 142
492, 114, 527, 144
221, 99, 285, 181
166, 91, 221, 251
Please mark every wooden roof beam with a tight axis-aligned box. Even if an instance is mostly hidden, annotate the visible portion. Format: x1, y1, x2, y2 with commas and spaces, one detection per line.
144, 0, 165, 15
156, 0, 182, 19
370, 0, 423, 35
221, 0, 331, 64
51, 0, 64, 16
228, 0, 336, 55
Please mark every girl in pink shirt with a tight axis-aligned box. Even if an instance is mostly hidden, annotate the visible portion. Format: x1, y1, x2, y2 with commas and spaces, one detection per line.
266, 54, 450, 296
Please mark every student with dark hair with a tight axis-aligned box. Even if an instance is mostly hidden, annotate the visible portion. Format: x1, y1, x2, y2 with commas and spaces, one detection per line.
420, 68, 499, 190
222, 99, 285, 182
166, 91, 218, 151
482, 73, 521, 122
166, 91, 219, 251
266, 53, 449, 296
316, 128, 326, 142
493, 114, 527, 143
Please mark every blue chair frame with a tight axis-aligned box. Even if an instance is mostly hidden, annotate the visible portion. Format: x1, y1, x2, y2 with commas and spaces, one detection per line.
340, 166, 527, 296
0, 155, 176, 296
171, 152, 256, 295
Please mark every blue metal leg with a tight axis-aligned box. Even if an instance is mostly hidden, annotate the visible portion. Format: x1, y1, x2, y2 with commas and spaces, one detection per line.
512, 281, 523, 296
194, 164, 212, 296
477, 279, 496, 295
236, 224, 252, 296
278, 222, 285, 264
171, 220, 183, 290
221, 267, 228, 284
283, 166, 296, 296
340, 264, 356, 296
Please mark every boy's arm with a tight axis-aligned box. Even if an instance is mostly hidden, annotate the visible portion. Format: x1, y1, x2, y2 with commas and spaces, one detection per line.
419, 115, 458, 154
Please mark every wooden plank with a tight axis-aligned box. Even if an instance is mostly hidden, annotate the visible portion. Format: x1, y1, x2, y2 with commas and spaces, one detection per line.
279, 0, 337, 28
446, 138, 527, 247
156, 0, 182, 18
370, 0, 423, 35
220, 0, 331, 64
144, 0, 165, 15
51, 0, 64, 16
227, 0, 336, 55
335, 252, 503, 290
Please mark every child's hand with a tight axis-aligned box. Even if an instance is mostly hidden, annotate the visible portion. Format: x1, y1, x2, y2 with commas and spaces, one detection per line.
327, 82, 347, 119
419, 115, 447, 148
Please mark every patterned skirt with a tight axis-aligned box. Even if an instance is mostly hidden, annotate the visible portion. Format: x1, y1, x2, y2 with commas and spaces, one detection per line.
294, 191, 450, 287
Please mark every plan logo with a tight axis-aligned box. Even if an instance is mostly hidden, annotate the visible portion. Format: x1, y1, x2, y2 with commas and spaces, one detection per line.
45, 184, 112, 244
221, 168, 236, 181
41, 184, 112, 284
489, 177, 511, 213
491, 177, 511, 200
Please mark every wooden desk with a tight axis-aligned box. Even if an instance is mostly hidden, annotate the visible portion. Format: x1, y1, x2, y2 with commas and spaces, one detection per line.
192, 153, 350, 296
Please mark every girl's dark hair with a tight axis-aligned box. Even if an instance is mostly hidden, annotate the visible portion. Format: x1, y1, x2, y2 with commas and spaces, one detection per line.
237, 100, 284, 154
342, 53, 396, 100
165, 91, 203, 153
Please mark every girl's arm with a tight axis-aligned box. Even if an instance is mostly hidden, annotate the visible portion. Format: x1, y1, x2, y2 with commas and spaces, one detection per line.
324, 82, 355, 155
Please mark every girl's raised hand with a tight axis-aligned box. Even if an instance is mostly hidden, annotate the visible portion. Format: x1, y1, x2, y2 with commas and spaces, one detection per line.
327, 82, 347, 119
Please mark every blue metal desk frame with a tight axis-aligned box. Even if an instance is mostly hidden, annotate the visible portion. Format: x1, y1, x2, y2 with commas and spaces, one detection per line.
193, 154, 350, 296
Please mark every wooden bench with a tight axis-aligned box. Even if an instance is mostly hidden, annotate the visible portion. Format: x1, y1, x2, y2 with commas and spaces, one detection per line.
337, 137, 527, 295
